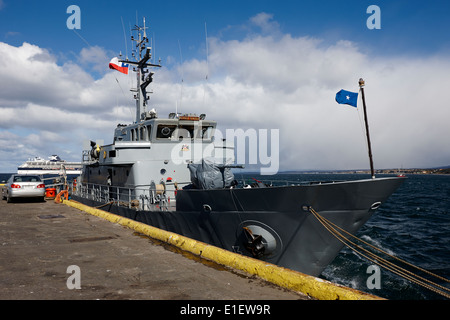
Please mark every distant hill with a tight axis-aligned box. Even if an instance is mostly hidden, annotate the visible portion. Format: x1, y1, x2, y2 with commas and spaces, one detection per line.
278, 166, 450, 175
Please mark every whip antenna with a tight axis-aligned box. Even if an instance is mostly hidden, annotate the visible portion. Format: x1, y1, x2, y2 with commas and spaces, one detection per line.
205, 22, 209, 81
121, 16, 128, 59
203, 22, 209, 108
178, 39, 184, 113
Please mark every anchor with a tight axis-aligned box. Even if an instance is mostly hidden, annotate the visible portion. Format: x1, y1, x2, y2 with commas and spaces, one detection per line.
243, 227, 265, 258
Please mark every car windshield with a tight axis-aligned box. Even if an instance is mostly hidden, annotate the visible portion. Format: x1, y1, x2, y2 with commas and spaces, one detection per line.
13, 176, 41, 182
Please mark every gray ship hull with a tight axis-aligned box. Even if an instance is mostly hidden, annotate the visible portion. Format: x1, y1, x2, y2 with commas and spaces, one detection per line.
72, 176, 404, 277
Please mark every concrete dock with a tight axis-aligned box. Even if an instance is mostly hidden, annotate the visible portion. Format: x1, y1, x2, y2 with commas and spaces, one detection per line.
0, 198, 310, 300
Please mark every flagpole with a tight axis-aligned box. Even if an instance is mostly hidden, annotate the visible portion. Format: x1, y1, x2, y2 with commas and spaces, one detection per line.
358, 78, 375, 179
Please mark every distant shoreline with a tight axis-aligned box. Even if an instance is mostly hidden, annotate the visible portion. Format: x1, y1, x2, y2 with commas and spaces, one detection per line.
237, 167, 450, 175
1, 167, 449, 177
279, 168, 450, 175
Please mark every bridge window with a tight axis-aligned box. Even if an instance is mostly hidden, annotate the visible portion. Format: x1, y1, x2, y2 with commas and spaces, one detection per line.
156, 125, 177, 139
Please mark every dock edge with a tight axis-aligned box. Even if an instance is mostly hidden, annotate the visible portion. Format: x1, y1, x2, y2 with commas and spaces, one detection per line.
63, 199, 384, 300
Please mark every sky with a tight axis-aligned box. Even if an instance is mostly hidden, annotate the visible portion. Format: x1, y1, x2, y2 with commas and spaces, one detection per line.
0, 0, 450, 173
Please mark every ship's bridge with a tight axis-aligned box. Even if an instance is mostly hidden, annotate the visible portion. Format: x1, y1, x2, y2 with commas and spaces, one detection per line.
113, 113, 216, 144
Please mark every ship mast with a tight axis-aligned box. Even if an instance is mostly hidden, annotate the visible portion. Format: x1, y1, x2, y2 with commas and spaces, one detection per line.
120, 18, 161, 123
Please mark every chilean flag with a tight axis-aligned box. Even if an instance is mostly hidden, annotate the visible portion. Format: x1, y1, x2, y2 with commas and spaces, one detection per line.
109, 57, 129, 75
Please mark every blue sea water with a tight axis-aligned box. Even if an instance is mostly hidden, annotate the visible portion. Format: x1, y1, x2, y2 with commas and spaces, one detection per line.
239, 173, 450, 300
333, 173, 449, 300
1, 172, 448, 299
0, 173, 12, 183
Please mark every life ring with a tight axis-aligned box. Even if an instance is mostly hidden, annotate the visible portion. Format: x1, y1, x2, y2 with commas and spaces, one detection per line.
54, 190, 69, 203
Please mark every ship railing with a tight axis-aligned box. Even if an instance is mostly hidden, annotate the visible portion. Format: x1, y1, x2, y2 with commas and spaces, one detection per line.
236, 178, 345, 188
70, 181, 182, 211
70, 179, 347, 211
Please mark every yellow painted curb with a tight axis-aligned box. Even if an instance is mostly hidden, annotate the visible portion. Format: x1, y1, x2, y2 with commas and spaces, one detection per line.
63, 199, 384, 300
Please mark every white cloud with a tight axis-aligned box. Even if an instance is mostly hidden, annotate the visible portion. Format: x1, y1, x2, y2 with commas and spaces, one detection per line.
79, 45, 114, 74
1, 14, 449, 173
155, 20, 450, 171
249, 12, 281, 35
0, 42, 134, 170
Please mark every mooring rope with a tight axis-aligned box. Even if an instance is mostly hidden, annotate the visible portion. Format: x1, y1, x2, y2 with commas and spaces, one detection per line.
95, 201, 115, 209
308, 206, 450, 299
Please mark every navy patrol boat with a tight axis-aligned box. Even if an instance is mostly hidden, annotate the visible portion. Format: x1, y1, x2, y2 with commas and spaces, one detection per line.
72, 19, 405, 277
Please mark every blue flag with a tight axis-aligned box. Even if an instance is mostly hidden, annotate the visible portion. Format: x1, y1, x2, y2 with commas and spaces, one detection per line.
335, 89, 358, 108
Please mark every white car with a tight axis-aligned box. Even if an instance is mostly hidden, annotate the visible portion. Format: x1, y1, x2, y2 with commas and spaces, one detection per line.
1, 174, 46, 202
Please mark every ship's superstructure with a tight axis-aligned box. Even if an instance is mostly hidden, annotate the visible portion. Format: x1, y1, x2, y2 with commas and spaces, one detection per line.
81, 18, 233, 207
